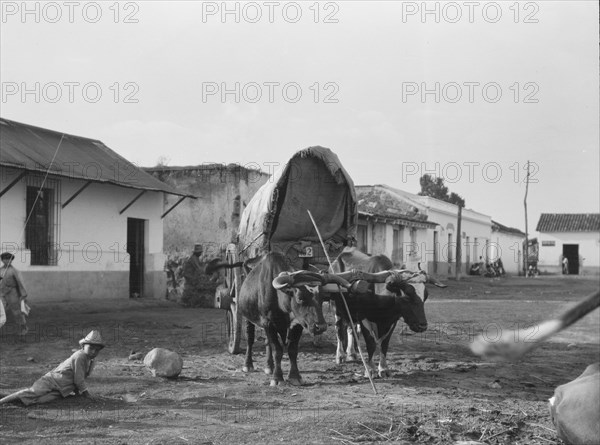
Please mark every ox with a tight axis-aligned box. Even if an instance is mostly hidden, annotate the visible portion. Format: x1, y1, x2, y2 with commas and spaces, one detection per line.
329, 248, 446, 378
549, 362, 600, 445
208, 252, 348, 386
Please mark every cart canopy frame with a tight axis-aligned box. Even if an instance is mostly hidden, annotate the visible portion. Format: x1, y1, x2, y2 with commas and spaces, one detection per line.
237, 146, 357, 270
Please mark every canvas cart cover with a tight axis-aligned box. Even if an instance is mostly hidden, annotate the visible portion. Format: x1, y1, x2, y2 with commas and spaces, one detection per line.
238, 146, 357, 269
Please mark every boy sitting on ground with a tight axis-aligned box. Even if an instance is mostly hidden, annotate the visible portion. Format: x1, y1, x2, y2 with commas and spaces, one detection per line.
0, 330, 104, 406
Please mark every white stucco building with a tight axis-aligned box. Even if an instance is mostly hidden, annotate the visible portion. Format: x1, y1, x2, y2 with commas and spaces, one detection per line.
355, 185, 493, 277
0, 118, 193, 301
535, 213, 600, 275
355, 185, 434, 271
490, 220, 526, 275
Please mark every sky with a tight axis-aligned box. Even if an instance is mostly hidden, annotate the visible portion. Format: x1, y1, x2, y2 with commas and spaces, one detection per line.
1, 1, 598, 231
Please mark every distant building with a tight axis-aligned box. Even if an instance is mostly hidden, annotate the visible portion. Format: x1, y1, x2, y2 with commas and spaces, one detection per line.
491, 220, 526, 275
145, 164, 270, 258
536, 213, 600, 275
356, 185, 493, 277
355, 185, 436, 270
0, 118, 193, 301
407, 191, 492, 276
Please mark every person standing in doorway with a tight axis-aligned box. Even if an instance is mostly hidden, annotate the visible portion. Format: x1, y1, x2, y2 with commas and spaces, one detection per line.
0, 252, 28, 335
562, 256, 569, 275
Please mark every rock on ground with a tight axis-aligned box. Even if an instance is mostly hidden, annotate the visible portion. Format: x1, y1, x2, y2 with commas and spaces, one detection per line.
143, 348, 183, 378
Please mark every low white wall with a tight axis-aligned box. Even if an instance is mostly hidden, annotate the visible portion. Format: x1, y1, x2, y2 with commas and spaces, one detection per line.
0, 169, 167, 300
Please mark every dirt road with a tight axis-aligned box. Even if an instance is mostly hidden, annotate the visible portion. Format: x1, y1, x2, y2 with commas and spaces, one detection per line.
1, 276, 599, 444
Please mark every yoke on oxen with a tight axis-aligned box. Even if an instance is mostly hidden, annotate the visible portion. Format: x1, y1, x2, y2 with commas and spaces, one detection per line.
326, 247, 447, 378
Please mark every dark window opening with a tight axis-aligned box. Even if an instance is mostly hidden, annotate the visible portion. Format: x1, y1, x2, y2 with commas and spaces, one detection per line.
25, 179, 60, 265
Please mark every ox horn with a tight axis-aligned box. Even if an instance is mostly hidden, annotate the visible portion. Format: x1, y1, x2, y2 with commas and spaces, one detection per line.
291, 270, 328, 285
385, 270, 414, 283
428, 276, 447, 288
334, 270, 391, 284
272, 270, 325, 289
273, 272, 294, 289
321, 273, 352, 289
417, 263, 446, 287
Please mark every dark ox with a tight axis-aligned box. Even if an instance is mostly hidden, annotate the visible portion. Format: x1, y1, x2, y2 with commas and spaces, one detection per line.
330, 248, 446, 378
208, 252, 348, 386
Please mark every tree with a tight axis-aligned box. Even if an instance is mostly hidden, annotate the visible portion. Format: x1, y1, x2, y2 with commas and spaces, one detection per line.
155, 155, 170, 167
418, 175, 449, 201
448, 192, 465, 208
418, 174, 465, 207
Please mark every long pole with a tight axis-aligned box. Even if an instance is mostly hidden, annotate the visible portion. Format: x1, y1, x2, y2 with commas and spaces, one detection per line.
455, 205, 462, 280
307, 210, 377, 395
2, 135, 65, 277
523, 161, 530, 276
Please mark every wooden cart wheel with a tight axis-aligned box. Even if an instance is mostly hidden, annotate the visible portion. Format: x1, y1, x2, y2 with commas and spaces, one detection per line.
226, 244, 242, 354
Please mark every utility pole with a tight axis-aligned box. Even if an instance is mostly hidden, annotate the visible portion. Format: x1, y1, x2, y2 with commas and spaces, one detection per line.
523, 161, 530, 276
455, 204, 462, 280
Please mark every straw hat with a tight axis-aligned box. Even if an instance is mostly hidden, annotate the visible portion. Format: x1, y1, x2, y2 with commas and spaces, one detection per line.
79, 330, 105, 349
0, 252, 15, 261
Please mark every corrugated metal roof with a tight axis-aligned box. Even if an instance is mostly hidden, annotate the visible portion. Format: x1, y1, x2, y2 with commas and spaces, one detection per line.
0, 118, 191, 197
536, 214, 600, 232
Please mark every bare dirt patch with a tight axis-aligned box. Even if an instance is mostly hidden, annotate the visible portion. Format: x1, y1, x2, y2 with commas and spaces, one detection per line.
1, 276, 599, 444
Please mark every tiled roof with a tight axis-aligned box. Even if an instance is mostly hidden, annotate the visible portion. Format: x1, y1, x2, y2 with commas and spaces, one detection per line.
358, 210, 438, 229
536, 214, 600, 232
355, 185, 438, 229
355, 185, 429, 221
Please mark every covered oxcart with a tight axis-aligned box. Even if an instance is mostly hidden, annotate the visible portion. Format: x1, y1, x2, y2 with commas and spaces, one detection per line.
214, 146, 357, 353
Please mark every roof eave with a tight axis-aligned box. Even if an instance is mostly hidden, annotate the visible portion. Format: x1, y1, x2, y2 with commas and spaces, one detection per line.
0, 163, 197, 199
358, 210, 437, 229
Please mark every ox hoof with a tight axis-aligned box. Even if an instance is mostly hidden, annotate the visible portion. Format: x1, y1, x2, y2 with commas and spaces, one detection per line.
242, 365, 254, 373
270, 379, 280, 387
335, 357, 345, 365
287, 377, 303, 386
347, 354, 358, 362
264, 367, 274, 375
364, 369, 376, 379
378, 369, 391, 378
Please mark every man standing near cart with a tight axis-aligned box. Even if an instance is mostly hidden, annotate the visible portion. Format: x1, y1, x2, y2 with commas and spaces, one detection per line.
182, 243, 204, 306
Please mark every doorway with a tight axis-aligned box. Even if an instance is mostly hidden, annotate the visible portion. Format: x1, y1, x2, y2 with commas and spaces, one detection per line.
127, 218, 145, 297
562, 244, 579, 275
